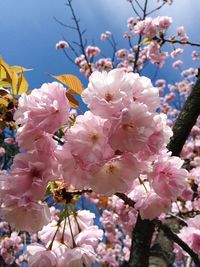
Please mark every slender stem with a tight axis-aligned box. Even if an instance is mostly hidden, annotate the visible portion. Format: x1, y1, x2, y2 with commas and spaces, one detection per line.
133, 0, 148, 72
53, 16, 76, 30
66, 0, 93, 74
62, 49, 75, 64
61, 216, 67, 244
66, 207, 76, 248
135, 0, 143, 12
146, 2, 166, 16
48, 221, 61, 250
162, 38, 200, 47
107, 35, 117, 63
138, 176, 148, 192
130, 2, 140, 17
73, 210, 82, 233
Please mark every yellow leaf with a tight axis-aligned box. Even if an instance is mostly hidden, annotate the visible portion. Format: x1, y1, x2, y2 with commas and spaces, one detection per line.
66, 91, 80, 109
0, 57, 18, 94
0, 80, 11, 88
0, 98, 8, 107
10, 65, 33, 73
0, 57, 13, 82
0, 88, 9, 96
0, 65, 7, 80
16, 72, 29, 95
10, 72, 19, 95
50, 74, 83, 95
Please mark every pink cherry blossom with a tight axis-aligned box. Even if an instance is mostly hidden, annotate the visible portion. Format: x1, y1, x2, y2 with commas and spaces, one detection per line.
56, 40, 69, 50
14, 82, 70, 135
82, 69, 133, 118
65, 111, 114, 165
149, 155, 188, 200
89, 153, 141, 195
129, 182, 171, 220
86, 46, 101, 58
170, 48, 184, 58
130, 74, 160, 112
154, 16, 172, 30
109, 103, 155, 154
56, 143, 92, 189
4, 201, 51, 233
172, 60, 183, 69
27, 244, 58, 267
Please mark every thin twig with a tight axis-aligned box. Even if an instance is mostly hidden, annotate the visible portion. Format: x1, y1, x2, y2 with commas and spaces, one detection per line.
66, 0, 93, 74
162, 38, 200, 47
130, 2, 140, 17
133, 0, 148, 72
146, 2, 166, 16
135, 0, 143, 12
54, 16, 76, 30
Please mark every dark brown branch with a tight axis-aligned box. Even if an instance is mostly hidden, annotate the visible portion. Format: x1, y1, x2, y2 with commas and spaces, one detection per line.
66, 0, 93, 74
146, 2, 166, 16
53, 16, 76, 30
115, 192, 135, 207
156, 221, 200, 266
129, 1, 140, 17
167, 71, 200, 156
62, 48, 76, 64
128, 54, 200, 267
133, 0, 148, 72
163, 38, 200, 47
128, 215, 155, 267
107, 35, 117, 63
135, 0, 143, 12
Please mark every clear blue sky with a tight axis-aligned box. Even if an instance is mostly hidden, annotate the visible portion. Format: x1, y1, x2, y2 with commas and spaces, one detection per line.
0, 0, 199, 89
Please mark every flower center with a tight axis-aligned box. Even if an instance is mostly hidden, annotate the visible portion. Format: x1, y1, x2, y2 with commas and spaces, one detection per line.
105, 93, 113, 102
121, 123, 134, 131
106, 163, 116, 174
89, 132, 99, 143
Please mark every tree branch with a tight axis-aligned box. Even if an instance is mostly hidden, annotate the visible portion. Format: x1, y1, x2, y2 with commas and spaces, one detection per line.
128, 61, 200, 267
156, 221, 200, 266
167, 70, 200, 156
115, 192, 135, 207
128, 215, 155, 267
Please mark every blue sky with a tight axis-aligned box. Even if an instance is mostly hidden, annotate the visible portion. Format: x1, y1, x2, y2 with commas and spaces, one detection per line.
0, 0, 199, 89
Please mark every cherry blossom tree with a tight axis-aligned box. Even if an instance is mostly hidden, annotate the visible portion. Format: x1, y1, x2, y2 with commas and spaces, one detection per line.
0, 0, 200, 266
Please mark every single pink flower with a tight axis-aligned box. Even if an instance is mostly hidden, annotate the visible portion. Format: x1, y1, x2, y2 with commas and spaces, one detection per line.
149, 155, 188, 200
109, 103, 155, 154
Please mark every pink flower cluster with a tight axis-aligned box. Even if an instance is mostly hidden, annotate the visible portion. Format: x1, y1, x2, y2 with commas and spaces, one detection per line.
129, 16, 172, 39
57, 69, 187, 219
26, 210, 103, 267
86, 46, 101, 58
0, 82, 70, 233
0, 69, 189, 253
0, 232, 23, 265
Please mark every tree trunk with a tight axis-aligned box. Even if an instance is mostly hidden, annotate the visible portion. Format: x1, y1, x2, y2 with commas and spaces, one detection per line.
127, 72, 200, 267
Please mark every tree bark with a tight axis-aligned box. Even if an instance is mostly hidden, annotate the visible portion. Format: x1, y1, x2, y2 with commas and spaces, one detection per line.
167, 70, 200, 156
127, 72, 200, 267
128, 215, 154, 267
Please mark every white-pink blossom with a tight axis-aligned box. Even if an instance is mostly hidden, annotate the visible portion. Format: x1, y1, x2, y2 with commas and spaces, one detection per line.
149, 155, 188, 200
